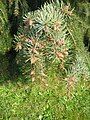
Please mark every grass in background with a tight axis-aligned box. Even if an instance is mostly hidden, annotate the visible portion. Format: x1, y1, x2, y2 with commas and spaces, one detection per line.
0, 72, 90, 120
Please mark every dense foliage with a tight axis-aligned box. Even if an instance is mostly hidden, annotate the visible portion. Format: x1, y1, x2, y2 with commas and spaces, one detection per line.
0, 1, 12, 53
0, 0, 90, 119
15, 1, 76, 80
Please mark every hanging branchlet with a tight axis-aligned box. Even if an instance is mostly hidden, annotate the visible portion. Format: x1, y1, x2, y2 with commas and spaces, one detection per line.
66, 75, 76, 99
15, 0, 76, 81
